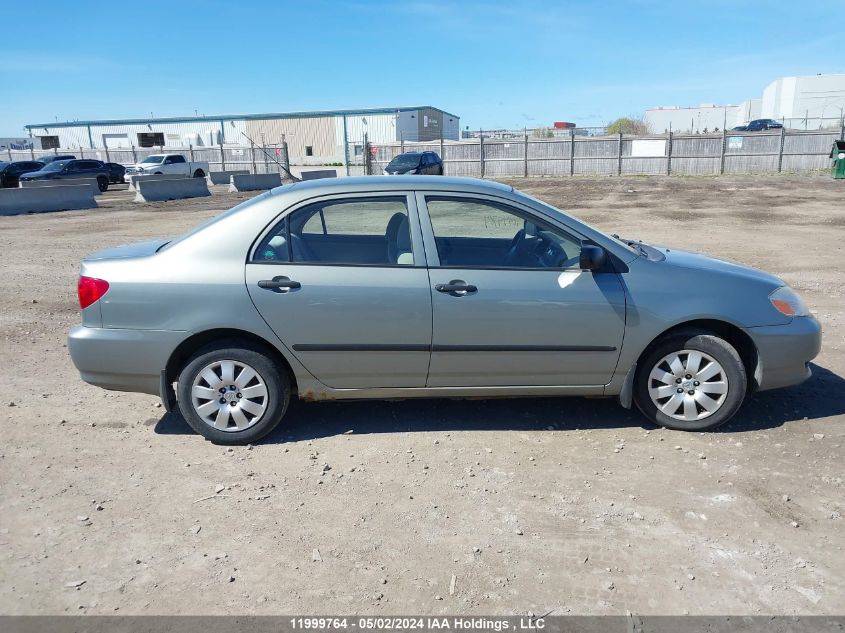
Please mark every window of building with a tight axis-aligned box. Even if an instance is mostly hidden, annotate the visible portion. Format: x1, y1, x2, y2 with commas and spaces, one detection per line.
137, 132, 165, 148
305, 146, 313, 157
38, 136, 60, 150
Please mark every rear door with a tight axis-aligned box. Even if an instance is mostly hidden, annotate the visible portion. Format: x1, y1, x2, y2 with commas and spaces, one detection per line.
245, 192, 433, 389
418, 193, 626, 387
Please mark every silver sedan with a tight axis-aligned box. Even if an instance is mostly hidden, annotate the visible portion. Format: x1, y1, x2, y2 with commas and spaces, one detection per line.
69, 176, 821, 444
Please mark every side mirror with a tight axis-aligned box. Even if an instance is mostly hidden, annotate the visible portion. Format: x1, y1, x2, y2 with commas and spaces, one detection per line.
580, 244, 606, 271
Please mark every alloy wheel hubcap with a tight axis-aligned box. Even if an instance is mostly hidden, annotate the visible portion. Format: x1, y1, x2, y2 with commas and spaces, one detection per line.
191, 360, 268, 432
647, 350, 728, 421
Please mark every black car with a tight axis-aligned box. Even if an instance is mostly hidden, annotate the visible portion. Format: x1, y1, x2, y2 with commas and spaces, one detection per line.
105, 162, 126, 184
384, 151, 443, 175
35, 154, 76, 164
745, 119, 783, 131
0, 160, 47, 188
19, 159, 111, 192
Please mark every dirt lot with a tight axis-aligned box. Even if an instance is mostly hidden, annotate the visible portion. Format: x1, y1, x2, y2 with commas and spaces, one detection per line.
1, 175, 843, 616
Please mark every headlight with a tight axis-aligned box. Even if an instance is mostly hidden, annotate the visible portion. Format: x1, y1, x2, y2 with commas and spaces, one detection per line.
769, 286, 809, 317
407, 168, 417, 174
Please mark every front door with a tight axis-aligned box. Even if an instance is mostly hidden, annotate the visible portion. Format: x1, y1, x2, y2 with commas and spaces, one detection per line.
245, 193, 432, 389
419, 194, 626, 387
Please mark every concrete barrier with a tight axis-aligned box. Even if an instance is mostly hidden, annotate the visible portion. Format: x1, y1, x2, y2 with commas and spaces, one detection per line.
127, 173, 190, 191
134, 177, 211, 203
300, 169, 337, 181
207, 170, 249, 186
20, 177, 101, 195
0, 185, 97, 216
229, 173, 282, 192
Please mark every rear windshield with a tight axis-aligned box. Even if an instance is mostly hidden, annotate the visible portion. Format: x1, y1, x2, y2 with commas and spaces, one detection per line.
159, 189, 280, 252
43, 160, 70, 172
388, 154, 422, 168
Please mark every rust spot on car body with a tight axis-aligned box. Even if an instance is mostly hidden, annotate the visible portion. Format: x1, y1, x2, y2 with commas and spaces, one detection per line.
300, 390, 336, 402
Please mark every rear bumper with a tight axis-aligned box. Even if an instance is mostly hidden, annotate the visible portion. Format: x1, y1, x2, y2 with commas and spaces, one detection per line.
68, 325, 186, 396
745, 316, 822, 391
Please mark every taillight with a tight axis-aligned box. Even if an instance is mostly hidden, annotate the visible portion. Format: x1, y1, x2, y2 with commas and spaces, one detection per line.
78, 276, 110, 309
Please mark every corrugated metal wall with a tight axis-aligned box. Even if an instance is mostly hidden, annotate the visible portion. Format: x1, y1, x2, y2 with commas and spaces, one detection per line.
246, 116, 338, 164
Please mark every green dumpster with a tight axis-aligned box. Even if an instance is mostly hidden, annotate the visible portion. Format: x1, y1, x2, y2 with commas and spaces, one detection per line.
832, 140, 845, 179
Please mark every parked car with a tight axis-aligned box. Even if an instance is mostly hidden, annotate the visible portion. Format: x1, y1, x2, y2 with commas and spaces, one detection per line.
124, 154, 209, 181
34, 154, 76, 164
68, 176, 821, 444
0, 160, 48, 188
739, 119, 784, 132
384, 151, 443, 175
19, 159, 112, 191
105, 162, 126, 184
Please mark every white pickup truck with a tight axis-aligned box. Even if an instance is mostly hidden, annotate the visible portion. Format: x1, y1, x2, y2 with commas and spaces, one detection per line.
123, 154, 209, 182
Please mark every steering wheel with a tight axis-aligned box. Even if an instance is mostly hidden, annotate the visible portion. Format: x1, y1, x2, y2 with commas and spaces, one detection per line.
503, 229, 528, 266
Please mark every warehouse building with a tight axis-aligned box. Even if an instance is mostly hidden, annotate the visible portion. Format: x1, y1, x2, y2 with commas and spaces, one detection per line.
645, 74, 845, 133
23, 106, 460, 164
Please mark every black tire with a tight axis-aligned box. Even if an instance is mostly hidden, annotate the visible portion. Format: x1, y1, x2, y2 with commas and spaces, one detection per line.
634, 330, 746, 431
176, 341, 290, 445
193, 169, 205, 178
96, 176, 109, 192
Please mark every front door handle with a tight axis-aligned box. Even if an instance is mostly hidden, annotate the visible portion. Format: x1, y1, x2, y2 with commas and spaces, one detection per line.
258, 276, 301, 292
435, 281, 477, 295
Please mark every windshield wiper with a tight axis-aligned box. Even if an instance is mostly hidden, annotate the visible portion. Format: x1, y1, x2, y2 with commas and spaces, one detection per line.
613, 234, 647, 256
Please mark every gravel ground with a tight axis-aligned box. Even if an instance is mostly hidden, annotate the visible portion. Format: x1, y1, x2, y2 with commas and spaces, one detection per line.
0, 175, 843, 615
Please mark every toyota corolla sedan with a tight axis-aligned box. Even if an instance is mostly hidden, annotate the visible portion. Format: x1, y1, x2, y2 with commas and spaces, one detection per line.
68, 176, 821, 444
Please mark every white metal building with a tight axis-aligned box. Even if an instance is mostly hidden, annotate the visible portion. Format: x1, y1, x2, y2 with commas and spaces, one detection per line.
645, 73, 845, 133
23, 106, 460, 164
761, 74, 845, 128
644, 102, 759, 134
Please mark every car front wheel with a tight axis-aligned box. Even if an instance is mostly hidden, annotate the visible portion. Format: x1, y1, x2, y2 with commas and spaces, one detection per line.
634, 330, 747, 431
177, 342, 290, 444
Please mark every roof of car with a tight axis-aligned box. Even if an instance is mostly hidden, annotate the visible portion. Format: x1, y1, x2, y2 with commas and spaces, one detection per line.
280, 175, 513, 196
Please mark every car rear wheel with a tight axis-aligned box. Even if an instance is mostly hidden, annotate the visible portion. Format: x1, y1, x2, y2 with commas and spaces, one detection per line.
177, 342, 289, 444
96, 176, 109, 192
634, 330, 746, 431
193, 169, 205, 178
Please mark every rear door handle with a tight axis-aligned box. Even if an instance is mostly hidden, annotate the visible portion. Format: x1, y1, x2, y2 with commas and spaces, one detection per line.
435, 282, 477, 294
258, 276, 301, 292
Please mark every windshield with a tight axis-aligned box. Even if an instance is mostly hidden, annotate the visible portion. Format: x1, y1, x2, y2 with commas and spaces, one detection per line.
43, 160, 70, 172
388, 154, 422, 168
141, 155, 165, 164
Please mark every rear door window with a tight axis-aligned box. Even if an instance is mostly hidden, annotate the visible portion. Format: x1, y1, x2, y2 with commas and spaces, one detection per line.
254, 196, 415, 266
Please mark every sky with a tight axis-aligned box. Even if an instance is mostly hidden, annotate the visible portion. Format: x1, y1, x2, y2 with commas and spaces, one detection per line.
2, 0, 844, 136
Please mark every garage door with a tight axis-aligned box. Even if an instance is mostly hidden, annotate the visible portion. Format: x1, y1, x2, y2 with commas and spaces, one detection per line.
102, 134, 130, 149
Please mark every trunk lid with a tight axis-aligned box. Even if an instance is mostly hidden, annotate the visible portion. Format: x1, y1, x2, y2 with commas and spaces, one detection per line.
84, 239, 170, 261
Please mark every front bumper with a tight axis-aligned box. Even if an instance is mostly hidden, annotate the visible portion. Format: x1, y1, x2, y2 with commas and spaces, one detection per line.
68, 325, 186, 396
745, 316, 822, 391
